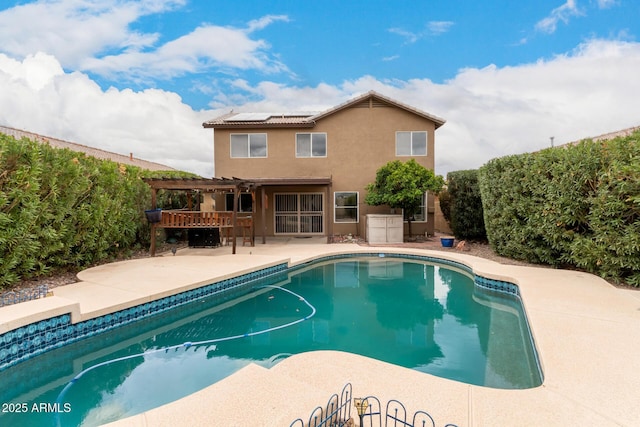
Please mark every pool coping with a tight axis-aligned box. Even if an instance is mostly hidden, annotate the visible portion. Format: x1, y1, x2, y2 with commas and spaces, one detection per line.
2, 242, 640, 426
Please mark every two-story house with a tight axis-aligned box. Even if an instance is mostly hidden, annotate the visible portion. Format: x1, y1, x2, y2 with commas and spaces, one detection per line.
202, 90, 445, 240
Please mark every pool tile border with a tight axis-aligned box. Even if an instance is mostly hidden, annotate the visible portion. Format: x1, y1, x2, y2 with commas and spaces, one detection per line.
0, 252, 521, 372
0, 263, 287, 371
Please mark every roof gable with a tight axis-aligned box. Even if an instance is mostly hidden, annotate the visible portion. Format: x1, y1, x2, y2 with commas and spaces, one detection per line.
203, 90, 445, 129
310, 90, 446, 128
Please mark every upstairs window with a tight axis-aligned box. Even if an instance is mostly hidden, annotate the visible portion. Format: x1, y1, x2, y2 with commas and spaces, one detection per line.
296, 133, 327, 157
230, 133, 267, 158
396, 131, 427, 156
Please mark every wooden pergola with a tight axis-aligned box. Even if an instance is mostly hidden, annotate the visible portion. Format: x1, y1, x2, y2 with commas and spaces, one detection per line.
143, 177, 256, 256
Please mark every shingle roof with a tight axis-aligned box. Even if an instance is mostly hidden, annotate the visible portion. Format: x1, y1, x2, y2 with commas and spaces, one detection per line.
0, 125, 176, 171
203, 90, 446, 129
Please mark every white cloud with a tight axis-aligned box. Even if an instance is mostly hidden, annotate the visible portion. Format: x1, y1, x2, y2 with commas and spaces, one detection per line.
427, 21, 454, 35
81, 23, 291, 80
388, 20, 454, 44
596, 0, 618, 8
0, 52, 215, 177
535, 0, 583, 34
246, 15, 290, 32
0, 1, 289, 82
205, 39, 640, 177
0, 0, 184, 68
388, 28, 419, 44
1, 39, 639, 180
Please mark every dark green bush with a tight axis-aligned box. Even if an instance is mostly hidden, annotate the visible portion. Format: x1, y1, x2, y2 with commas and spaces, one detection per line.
0, 134, 193, 288
479, 131, 640, 285
438, 188, 451, 223
447, 170, 486, 240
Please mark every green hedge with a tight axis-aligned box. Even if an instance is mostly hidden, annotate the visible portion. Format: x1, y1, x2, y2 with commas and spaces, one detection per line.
438, 188, 452, 224
446, 170, 486, 240
0, 133, 193, 288
478, 131, 640, 285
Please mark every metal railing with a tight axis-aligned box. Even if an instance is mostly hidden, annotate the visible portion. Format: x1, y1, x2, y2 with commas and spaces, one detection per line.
290, 383, 353, 427
358, 396, 458, 427
290, 383, 459, 427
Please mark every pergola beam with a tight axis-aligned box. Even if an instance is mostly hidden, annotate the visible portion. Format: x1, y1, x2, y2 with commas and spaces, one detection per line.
144, 177, 253, 256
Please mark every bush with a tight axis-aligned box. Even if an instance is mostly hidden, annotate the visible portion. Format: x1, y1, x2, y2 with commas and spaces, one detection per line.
438, 188, 452, 223
365, 159, 444, 237
447, 170, 486, 240
0, 134, 193, 288
478, 131, 640, 285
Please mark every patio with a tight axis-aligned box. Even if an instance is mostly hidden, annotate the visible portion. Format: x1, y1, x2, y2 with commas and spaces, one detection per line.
3, 239, 640, 426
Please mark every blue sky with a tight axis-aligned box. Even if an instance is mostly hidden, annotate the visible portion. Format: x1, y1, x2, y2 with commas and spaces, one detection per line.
0, 0, 639, 177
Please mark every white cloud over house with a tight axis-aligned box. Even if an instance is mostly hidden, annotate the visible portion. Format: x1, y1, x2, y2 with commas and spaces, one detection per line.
0, 2, 637, 180
2, 37, 639, 177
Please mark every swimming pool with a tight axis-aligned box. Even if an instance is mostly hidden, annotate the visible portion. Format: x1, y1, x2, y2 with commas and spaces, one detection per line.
0, 255, 542, 426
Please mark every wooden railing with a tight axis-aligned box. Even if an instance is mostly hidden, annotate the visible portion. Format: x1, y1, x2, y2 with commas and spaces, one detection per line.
159, 210, 247, 228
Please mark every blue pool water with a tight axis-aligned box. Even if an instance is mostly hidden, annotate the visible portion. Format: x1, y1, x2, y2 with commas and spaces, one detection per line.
0, 257, 541, 426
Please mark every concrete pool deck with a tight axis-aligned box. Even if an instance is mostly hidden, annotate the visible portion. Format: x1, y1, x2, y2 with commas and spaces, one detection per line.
4, 238, 640, 426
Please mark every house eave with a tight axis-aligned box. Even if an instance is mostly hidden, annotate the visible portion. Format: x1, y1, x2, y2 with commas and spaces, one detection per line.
202, 122, 316, 129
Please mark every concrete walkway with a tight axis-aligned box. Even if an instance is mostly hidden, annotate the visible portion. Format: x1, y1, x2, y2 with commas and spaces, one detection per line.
4, 238, 640, 426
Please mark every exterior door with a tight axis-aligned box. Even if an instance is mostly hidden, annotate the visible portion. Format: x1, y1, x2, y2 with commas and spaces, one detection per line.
274, 193, 323, 234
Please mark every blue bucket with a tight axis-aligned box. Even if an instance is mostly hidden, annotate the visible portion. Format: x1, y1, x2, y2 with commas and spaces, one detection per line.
440, 237, 455, 247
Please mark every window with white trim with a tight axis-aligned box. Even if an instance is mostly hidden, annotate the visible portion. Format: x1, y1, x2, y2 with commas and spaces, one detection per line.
403, 192, 428, 222
230, 133, 267, 158
296, 133, 327, 157
396, 131, 427, 156
334, 192, 359, 223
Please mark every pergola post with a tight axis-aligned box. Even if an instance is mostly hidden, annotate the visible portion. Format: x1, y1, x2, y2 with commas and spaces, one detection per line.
142, 177, 332, 255
327, 177, 333, 242
261, 186, 267, 244
251, 189, 256, 246
150, 224, 157, 257
232, 186, 239, 254
151, 188, 157, 209
150, 188, 157, 257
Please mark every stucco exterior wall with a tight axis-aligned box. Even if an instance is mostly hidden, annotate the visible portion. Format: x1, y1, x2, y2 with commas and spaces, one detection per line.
212, 100, 440, 237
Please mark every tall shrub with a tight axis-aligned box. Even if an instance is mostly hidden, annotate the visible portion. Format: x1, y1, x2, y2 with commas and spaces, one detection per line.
447, 170, 486, 240
438, 188, 452, 223
0, 134, 189, 288
365, 159, 444, 237
478, 131, 640, 285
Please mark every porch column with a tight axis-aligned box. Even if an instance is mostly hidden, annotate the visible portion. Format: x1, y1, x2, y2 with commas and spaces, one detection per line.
261, 186, 267, 244
251, 189, 256, 246
326, 179, 333, 242
232, 187, 239, 254
150, 224, 157, 257
150, 188, 157, 256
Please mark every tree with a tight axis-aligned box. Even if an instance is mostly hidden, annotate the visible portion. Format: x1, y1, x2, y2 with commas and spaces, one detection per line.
365, 159, 445, 238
